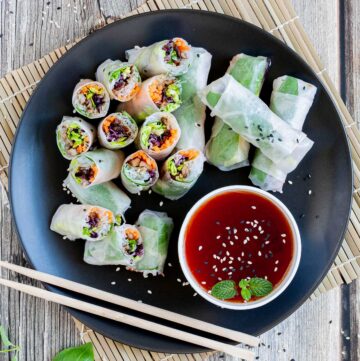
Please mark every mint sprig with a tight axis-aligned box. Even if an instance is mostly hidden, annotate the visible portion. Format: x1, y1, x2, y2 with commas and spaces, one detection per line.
210, 280, 237, 300
53, 342, 94, 361
0, 325, 21, 361
239, 277, 273, 301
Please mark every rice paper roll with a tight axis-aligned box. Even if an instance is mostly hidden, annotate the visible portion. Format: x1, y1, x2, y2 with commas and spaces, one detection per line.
174, 47, 212, 151
84, 224, 144, 266
249, 76, 317, 192
205, 54, 269, 170
126, 38, 192, 78
63, 174, 130, 223
152, 149, 205, 200
132, 210, 174, 276
121, 150, 159, 194
200, 74, 312, 164
69, 149, 124, 188
50, 204, 114, 241
72, 79, 110, 119
56, 116, 96, 160
98, 112, 138, 150
137, 112, 181, 160
96, 60, 141, 102
119, 75, 182, 122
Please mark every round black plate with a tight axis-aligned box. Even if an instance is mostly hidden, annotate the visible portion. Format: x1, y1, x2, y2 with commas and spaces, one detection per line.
10, 10, 352, 354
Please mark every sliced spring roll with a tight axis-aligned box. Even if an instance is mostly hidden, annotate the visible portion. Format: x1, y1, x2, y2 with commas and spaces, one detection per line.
50, 204, 114, 241
98, 112, 138, 150
249, 76, 317, 192
121, 150, 159, 194
69, 149, 124, 188
72, 79, 110, 119
200, 74, 313, 164
56, 116, 96, 160
119, 75, 182, 122
152, 149, 205, 200
132, 210, 174, 276
96, 60, 141, 102
63, 174, 130, 223
84, 224, 144, 266
205, 54, 269, 170
126, 38, 192, 78
174, 47, 212, 151
137, 112, 181, 160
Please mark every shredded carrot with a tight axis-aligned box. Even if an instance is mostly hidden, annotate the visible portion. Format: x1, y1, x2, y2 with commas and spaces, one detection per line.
149, 79, 164, 105
125, 228, 139, 240
102, 115, 117, 133
131, 151, 156, 168
152, 129, 178, 151
174, 38, 190, 53
79, 83, 103, 95
89, 165, 99, 183
179, 149, 199, 160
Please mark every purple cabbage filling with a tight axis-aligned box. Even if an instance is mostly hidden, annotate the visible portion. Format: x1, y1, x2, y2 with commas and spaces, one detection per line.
106, 121, 131, 142
148, 130, 170, 148
93, 94, 105, 109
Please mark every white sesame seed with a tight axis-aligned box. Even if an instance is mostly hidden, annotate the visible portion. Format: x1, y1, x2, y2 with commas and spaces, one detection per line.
213, 254, 217, 259
251, 206, 256, 210
212, 265, 216, 269
226, 251, 230, 256
229, 257, 234, 260
260, 230, 264, 234
241, 252, 245, 257
182, 282, 189, 286
282, 239, 286, 244
228, 261, 233, 264
245, 228, 249, 232
281, 233, 286, 237
264, 276, 268, 280
168, 262, 172, 267
288, 180, 293, 185
177, 278, 181, 283
230, 241, 234, 245
159, 201, 164, 206
246, 221, 251, 224
258, 251, 262, 256
148, 189, 152, 194
225, 226, 230, 230
253, 235, 258, 239
275, 260, 279, 264
274, 267, 278, 272
147, 290, 152, 294
111, 281, 116, 285
228, 272, 233, 275
234, 235, 238, 240
217, 277, 222, 281
198, 246, 203, 251
116, 267, 120, 272
243, 240, 248, 245
247, 261, 253, 265
233, 228, 238, 234
308, 190, 312, 195
127, 278, 132, 282
193, 293, 197, 297
237, 257, 241, 261
222, 242, 227, 248
265, 241, 270, 244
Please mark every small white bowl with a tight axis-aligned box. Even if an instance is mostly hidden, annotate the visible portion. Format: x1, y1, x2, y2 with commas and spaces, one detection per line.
178, 185, 301, 310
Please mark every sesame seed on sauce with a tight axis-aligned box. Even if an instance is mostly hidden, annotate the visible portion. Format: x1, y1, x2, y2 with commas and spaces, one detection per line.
128, 278, 132, 282
147, 290, 152, 294
111, 281, 116, 285
198, 246, 203, 251
177, 278, 181, 283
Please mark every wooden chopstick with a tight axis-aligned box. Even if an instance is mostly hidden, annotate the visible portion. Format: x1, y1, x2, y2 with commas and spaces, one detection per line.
0, 276, 255, 360
0, 261, 258, 347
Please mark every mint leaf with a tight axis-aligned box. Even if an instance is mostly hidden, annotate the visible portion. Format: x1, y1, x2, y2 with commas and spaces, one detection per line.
211, 280, 236, 300
249, 277, 273, 297
0, 325, 14, 348
241, 287, 252, 301
0, 325, 20, 360
239, 279, 250, 289
53, 342, 94, 361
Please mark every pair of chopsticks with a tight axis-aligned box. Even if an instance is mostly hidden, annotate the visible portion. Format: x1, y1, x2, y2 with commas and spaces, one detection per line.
0, 261, 258, 360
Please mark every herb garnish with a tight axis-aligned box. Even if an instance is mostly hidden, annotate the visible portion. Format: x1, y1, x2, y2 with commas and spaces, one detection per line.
0, 324, 21, 361
210, 280, 237, 300
53, 342, 94, 361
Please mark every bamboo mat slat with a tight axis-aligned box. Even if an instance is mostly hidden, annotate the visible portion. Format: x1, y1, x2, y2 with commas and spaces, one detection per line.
0, 0, 359, 359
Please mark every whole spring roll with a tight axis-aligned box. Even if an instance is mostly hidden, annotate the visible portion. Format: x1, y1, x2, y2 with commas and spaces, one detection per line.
63, 174, 130, 223
249, 76, 317, 192
72, 79, 110, 119
132, 210, 174, 276
96, 60, 141, 102
205, 54, 269, 170
200, 73, 313, 164
69, 149, 124, 188
121, 150, 159, 194
50, 204, 114, 241
126, 38, 192, 78
84, 224, 144, 266
98, 112, 138, 150
173, 47, 212, 151
56, 116, 96, 160
119, 75, 182, 122
152, 149, 205, 200
137, 112, 181, 160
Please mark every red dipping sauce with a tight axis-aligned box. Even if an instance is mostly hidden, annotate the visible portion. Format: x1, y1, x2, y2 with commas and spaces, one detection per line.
184, 190, 294, 303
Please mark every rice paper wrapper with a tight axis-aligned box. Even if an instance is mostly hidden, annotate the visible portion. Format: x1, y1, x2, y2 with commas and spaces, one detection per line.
96, 59, 141, 102
72, 79, 110, 119
63, 174, 130, 219
126, 38, 192, 78
69, 149, 124, 188
200, 74, 310, 164
133, 210, 174, 276
50, 204, 114, 241
56, 116, 96, 160
152, 149, 205, 200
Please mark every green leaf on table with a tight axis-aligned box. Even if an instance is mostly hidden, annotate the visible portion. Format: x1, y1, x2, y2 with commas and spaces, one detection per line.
240, 287, 252, 301
52, 342, 94, 361
0, 325, 14, 348
210, 280, 237, 300
0, 324, 20, 361
249, 277, 273, 297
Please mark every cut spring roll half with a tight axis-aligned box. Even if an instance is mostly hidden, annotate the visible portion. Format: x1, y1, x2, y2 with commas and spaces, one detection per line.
96, 60, 141, 102
72, 79, 110, 119
152, 149, 205, 200
132, 210, 174, 276
249, 76, 317, 192
69, 149, 124, 188
121, 150, 159, 194
126, 38, 192, 78
174, 47, 212, 151
200, 74, 312, 163
205, 54, 269, 171
98, 112, 138, 150
63, 174, 130, 223
84, 224, 144, 266
50, 204, 114, 241
119, 75, 182, 122
138, 112, 181, 160
56, 116, 96, 160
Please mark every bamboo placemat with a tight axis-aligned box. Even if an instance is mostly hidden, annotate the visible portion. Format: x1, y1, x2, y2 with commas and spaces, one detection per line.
0, 0, 360, 359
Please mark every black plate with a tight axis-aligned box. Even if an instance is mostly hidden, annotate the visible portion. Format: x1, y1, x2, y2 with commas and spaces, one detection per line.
10, 10, 352, 353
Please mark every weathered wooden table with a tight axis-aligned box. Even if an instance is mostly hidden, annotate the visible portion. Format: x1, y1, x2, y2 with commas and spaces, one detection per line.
0, 1, 359, 360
